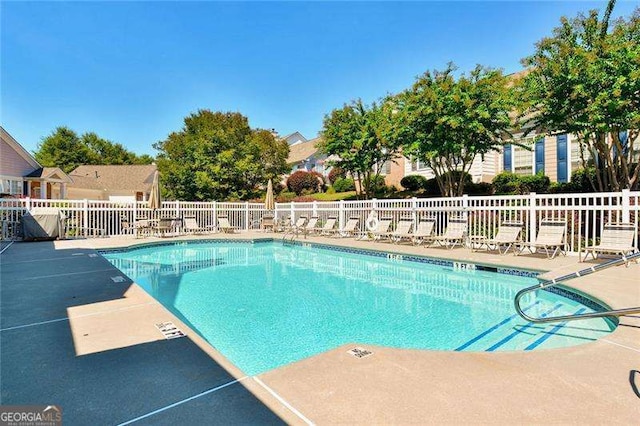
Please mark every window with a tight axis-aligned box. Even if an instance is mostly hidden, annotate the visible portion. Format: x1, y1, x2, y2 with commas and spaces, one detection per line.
376, 161, 391, 175
410, 158, 429, 171
512, 136, 536, 175
0, 179, 23, 196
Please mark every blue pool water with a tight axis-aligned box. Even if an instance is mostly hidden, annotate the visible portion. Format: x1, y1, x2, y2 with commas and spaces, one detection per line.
103, 241, 615, 375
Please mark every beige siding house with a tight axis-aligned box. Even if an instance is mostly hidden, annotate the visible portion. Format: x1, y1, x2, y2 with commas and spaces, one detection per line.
66, 164, 157, 201
0, 126, 71, 198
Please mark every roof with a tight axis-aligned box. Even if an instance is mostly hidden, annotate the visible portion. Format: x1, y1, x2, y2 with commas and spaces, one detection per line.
67, 164, 157, 192
0, 126, 41, 170
282, 131, 308, 146
287, 137, 322, 164
24, 167, 72, 183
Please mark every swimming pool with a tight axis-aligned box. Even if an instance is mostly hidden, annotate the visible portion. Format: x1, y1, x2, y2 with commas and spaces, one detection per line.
103, 241, 615, 375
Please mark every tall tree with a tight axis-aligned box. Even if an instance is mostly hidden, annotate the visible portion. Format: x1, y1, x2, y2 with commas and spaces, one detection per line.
154, 110, 289, 201
35, 127, 154, 172
394, 64, 514, 196
519, 2, 640, 190
320, 99, 402, 199
35, 127, 96, 173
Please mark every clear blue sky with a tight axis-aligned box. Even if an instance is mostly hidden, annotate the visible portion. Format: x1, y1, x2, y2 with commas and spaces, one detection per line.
2, 1, 637, 156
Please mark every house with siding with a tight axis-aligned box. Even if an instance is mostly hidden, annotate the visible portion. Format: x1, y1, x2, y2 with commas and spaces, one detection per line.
66, 164, 157, 201
0, 126, 71, 198
286, 136, 330, 177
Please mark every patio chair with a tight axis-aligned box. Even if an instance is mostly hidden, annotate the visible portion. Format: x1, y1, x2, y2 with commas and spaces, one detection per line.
302, 216, 320, 236
359, 217, 393, 241
581, 223, 638, 264
383, 218, 414, 244
183, 216, 216, 234
516, 219, 566, 259
319, 216, 338, 236
261, 215, 275, 232
217, 215, 239, 233
427, 217, 468, 249
327, 216, 360, 237
471, 221, 523, 254
289, 216, 308, 234
411, 218, 436, 246
154, 218, 175, 238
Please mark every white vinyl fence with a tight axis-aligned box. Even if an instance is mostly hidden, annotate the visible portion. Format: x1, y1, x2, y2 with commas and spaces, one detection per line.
1, 190, 638, 254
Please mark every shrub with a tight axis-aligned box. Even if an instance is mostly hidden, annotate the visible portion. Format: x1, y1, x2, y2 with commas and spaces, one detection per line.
465, 181, 493, 196
287, 170, 320, 195
333, 177, 356, 192
310, 171, 327, 192
328, 167, 346, 184
400, 175, 428, 191
519, 174, 550, 194
492, 172, 521, 195
423, 177, 441, 196
570, 168, 597, 192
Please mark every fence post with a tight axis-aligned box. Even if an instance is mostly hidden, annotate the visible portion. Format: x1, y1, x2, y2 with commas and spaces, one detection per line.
411, 197, 417, 226
175, 200, 180, 219
83, 199, 89, 238
213, 201, 217, 229
529, 192, 537, 244
245, 202, 250, 231
621, 189, 630, 223
312, 200, 318, 218
25, 197, 31, 211
290, 202, 295, 225
274, 202, 279, 221
339, 200, 345, 230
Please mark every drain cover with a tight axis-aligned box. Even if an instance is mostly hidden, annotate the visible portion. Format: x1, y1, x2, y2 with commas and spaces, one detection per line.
347, 347, 373, 359
156, 322, 186, 339
110, 276, 126, 283
88, 254, 98, 258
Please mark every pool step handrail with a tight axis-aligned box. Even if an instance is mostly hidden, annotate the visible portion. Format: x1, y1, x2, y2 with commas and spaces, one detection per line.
514, 251, 640, 323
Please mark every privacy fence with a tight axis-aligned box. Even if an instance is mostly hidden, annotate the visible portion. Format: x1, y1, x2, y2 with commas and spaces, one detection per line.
1, 190, 638, 255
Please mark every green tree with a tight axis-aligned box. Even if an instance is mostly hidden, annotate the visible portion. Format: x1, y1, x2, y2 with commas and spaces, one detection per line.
35, 127, 154, 172
519, 1, 640, 190
154, 109, 289, 201
320, 99, 401, 199
35, 127, 95, 173
394, 63, 514, 197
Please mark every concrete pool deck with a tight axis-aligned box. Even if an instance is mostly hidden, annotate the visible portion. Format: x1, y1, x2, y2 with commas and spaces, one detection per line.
1, 233, 638, 424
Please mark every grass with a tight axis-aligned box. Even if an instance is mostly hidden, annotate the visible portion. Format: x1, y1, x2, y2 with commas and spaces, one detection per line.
309, 191, 357, 201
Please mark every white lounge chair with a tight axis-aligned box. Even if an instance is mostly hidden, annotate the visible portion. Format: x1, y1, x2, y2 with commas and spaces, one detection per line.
517, 219, 566, 259
327, 216, 360, 237
581, 223, 638, 264
302, 216, 320, 236
183, 216, 216, 234
217, 215, 239, 233
359, 217, 393, 241
379, 218, 413, 244
428, 217, 468, 249
319, 216, 338, 235
471, 221, 523, 254
411, 218, 436, 246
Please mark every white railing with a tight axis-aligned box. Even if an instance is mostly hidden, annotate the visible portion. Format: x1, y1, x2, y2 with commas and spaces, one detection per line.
1, 190, 638, 254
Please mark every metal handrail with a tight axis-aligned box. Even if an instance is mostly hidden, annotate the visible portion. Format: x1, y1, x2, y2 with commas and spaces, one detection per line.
514, 251, 640, 323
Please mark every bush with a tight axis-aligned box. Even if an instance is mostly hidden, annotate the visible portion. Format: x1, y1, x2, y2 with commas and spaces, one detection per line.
570, 168, 597, 192
423, 178, 441, 196
492, 172, 521, 195
287, 170, 321, 195
311, 171, 327, 192
519, 174, 550, 194
328, 167, 346, 184
400, 175, 428, 191
333, 177, 356, 192
465, 181, 493, 196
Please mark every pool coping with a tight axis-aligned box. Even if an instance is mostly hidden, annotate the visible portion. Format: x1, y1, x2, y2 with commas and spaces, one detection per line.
35, 233, 640, 422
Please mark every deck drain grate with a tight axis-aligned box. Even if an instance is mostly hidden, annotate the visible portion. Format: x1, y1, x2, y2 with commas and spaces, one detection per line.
72, 253, 84, 256
88, 254, 98, 258
156, 322, 186, 339
110, 276, 126, 283
347, 347, 373, 359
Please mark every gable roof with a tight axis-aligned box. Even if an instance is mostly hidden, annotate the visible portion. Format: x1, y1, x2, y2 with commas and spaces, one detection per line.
24, 167, 73, 183
287, 137, 323, 165
283, 131, 308, 145
67, 164, 157, 192
0, 126, 41, 170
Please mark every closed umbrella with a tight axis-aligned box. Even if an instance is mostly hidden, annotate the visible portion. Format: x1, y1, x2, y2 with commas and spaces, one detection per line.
265, 179, 275, 211
148, 170, 161, 210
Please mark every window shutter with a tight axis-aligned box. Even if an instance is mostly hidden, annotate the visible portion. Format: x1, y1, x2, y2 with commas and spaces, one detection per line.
535, 139, 545, 174
556, 134, 568, 183
503, 145, 512, 172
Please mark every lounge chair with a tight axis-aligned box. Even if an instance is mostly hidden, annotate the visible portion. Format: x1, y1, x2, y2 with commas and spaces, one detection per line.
319, 216, 338, 235
302, 216, 320, 236
359, 217, 393, 241
183, 216, 216, 234
217, 215, 239, 233
411, 218, 436, 246
581, 223, 638, 264
327, 216, 360, 237
261, 215, 275, 232
383, 218, 414, 244
471, 221, 523, 254
154, 218, 175, 237
516, 219, 566, 259
427, 217, 468, 249
290, 216, 308, 234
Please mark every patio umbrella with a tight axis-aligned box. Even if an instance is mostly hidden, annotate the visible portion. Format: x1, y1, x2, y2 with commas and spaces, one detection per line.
265, 179, 275, 211
148, 170, 161, 210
